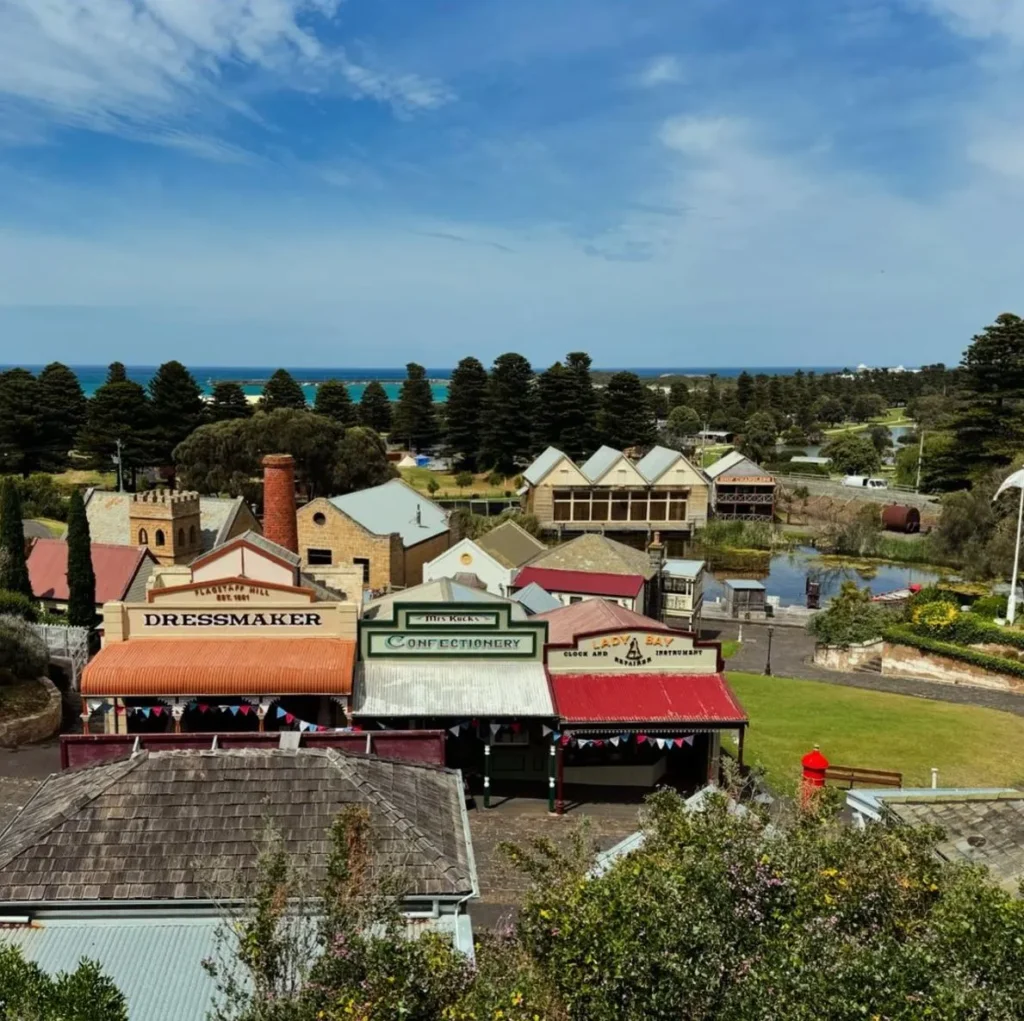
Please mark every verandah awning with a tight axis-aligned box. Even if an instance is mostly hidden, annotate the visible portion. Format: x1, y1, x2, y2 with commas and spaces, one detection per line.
81, 638, 355, 696
550, 672, 747, 726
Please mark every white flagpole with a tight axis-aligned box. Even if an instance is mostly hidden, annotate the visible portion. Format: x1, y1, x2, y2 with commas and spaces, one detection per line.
1010, 483, 1024, 625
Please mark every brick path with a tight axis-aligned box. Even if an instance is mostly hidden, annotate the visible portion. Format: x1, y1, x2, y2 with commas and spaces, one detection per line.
710, 621, 1024, 717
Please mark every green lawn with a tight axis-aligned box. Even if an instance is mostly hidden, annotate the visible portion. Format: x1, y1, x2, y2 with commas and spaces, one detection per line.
28, 517, 65, 536
725, 671, 1024, 794
721, 640, 741, 660
399, 467, 514, 499
822, 407, 912, 437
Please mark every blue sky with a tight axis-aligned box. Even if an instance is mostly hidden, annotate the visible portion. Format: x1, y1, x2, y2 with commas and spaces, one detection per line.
1, 0, 1023, 368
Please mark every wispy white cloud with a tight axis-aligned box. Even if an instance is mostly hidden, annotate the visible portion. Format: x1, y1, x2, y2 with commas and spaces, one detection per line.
918, 0, 1024, 44
0, 0, 452, 155
635, 55, 683, 88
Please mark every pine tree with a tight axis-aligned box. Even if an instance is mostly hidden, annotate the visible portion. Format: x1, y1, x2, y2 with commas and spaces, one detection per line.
735, 371, 753, 411
314, 380, 359, 427
65, 488, 97, 627
392, 363, 438, 450
534, 362, 574, 452
0, 369, 41, 477
359, 381, 393, 433
562, 352, 600, 460
76, 363, 150, 488
599, 372, 656, 450
259, 369, 307, 412
209, 382, 253, 421
445, 357, 489, 469
668, 379, 690, 409
481, 353, 535, 475
332, 427, 399, 493
0, 478, 31, 598
147, 361, 205, 473
36, 363, 86, 472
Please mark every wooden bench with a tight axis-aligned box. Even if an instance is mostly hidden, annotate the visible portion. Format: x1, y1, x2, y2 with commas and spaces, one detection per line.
824, 765, 903, 790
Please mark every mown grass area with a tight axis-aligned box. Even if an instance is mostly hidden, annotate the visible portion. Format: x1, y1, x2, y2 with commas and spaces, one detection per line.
0, 679, 50, 723
724, 671, 1024, 794
721, 640, 741, 660
399, 467, 516, 499
822, 407, 912, 437
51, 468, 117, 489
27, 518, 65, 536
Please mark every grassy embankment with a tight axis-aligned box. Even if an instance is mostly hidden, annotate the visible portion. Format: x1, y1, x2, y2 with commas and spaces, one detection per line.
822, 406, 913, 437
725, 671, 1024, 792
399, 467, 516, 499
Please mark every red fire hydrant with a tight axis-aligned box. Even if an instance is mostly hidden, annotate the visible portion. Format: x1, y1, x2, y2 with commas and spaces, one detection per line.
801, 745, 829, 805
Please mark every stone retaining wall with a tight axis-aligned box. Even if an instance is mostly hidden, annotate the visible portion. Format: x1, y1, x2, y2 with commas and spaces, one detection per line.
814, 640, 883, 671
881, 642, 1024, 695
0, 678, 62, 748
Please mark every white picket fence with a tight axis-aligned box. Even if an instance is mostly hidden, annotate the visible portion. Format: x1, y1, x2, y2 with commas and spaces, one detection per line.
31, 623, 90, 690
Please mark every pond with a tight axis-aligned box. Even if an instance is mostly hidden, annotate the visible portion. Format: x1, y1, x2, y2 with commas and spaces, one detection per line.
798, 423, 914, 460
700, 546, 947, 608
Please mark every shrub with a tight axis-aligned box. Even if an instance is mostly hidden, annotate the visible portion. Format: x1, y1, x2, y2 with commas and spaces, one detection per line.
808, 582, 893, 647
969, 595, 1009, 620
0, 615, 48, 682
885, 625, 1024, 679
911, 600, 959, 633
0, 590, 38, 623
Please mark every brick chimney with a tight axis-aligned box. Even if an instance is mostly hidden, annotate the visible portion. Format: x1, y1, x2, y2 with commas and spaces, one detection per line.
261, 454, 298, 553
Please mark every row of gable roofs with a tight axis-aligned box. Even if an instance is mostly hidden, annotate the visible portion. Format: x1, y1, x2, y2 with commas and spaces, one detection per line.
523, 444, 707, 488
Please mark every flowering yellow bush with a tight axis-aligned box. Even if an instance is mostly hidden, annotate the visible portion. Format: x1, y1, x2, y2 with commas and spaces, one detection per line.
911, 600, 959, 630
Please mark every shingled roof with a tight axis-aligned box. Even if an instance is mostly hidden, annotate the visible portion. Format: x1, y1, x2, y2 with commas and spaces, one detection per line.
0, 748, 476, 904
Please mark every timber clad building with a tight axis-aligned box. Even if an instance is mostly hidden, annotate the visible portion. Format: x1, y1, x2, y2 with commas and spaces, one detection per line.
522, 444, 710, 535
704, 451, 776, 521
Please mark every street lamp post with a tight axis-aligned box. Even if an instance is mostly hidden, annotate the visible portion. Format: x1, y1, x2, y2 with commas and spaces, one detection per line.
993, 469, 1024, 626
765, 625, 774, 676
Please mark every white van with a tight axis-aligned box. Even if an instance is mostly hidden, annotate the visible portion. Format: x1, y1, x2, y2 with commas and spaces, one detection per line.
842, 476, 889, 490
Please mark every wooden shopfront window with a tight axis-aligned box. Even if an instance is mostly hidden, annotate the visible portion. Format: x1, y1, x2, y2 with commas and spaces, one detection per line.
553, 490, 572, 522
668, 491, 688, 521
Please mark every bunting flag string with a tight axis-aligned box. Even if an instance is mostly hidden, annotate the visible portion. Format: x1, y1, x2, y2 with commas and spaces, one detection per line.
558, 731, 698, 749
274, 705, 361, 734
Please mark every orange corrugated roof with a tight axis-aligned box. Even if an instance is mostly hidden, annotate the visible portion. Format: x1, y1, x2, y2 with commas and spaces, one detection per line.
81, 638, 355, 696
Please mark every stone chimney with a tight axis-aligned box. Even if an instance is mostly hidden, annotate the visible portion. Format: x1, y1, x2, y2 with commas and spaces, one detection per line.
647, 530, 666, 620
647, 530, 665, 574
262, 454, 298, 553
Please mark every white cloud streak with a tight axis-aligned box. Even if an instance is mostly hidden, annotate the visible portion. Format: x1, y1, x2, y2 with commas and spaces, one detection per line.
635, 55, 683, 88
919, 0, 1024, 44
0, 0, 452, 153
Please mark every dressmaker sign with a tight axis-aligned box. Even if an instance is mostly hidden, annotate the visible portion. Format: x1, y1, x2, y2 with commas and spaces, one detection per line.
547, 629, 721, 673
361, 602, 547, 661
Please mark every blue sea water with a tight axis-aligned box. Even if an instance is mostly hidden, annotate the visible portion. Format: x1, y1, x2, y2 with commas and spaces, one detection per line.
7, 364, 847, 403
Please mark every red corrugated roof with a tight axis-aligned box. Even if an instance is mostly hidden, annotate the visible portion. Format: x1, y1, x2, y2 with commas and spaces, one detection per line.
514, 567, 644, 599
535, 600, 669, 645
81, 638, 355, 696
27, 538, 150, 604
551, 672, 747, 724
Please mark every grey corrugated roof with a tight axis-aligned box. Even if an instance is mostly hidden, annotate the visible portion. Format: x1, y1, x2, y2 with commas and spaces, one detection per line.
579, 445, 623, 482
706, 451, 772, 480
123, 555, 157, 602
330, 480, 448, 547
662, 559, 704, 578
523, 446, 568, 486
704, 449, 746, 479
635, 445, 682, 482
83, 491, 252, 553
233, 528, 301, 566
476, 520, 546, 569
355, 662, 555, 717
725, 579, 765, 590
511, 582, 563, 614
363, 579, 528, 621
0, 748, 476, 903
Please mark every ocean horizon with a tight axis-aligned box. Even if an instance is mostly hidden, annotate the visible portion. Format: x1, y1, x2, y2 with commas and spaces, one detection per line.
6, 363, 850, 402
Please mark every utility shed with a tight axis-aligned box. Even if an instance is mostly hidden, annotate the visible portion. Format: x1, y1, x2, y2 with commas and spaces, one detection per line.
723, 579, 766, 617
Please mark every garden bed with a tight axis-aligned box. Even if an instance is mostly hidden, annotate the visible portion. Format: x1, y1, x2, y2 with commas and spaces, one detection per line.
0, 678, 62, 747
0, 679, 50, 723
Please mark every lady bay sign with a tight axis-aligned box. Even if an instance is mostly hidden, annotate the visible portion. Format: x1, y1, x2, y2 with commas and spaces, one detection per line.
360, 603, 547, 661
547, 629, 722, 673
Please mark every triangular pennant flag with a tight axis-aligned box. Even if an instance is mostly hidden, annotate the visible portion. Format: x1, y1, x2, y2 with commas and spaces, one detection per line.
510, 721, 522, 734
560, 734, 571, 747
683, 735, 695, 746
352, 726, 362, 733
655, 738, 664, 749
240, 705, 250, 716
141, 707, 151, 718
229, 706, 240, 716
610, 737, 620, 747
542, 725, 552, 737
637, 734, 647, 744
551, 730, 560, 741
116, 706, 126, 716
621, 734, 630, 743
276, 706, 286, 718
317, 725, 326, 732
87, 699, 101, 713
285, 713, 295, 724
674, 738, 684, 748
489, 723, 502, 736
198, 704, 209, 714
449, 725, 461, 737
152, 706, 163, 717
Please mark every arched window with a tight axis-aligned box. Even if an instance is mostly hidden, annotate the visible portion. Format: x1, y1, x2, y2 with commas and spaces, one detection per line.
177, 528, 185, 546
189, 524, 196, 545
155, 529, 165, 546
139, 528, 148, 545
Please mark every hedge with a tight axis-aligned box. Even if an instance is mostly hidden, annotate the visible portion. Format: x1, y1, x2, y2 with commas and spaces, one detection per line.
884, 625, 1024, 680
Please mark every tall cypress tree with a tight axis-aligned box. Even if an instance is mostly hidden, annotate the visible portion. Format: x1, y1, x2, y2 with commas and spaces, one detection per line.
359, 381, 393, 433
561, 352, 599, 460
668, 379, 690, 410
534, 361, 574, 452
209, 381, 253, 421
445, 357, 489, 469
147, 360, 205, 472
314, 380, 358, 427
36, 362, 86, 472
481, 353, 535, 475
65, 488, 97, 627
259, 369, 307, 412
76, 362, 150, 489
599, 372, 657, 450
0, 478, 31, 598
735, 371, 754, 411
392, 363, 438, 450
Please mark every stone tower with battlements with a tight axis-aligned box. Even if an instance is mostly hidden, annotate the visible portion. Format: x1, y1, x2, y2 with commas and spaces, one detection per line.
129, 490, 202, 565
